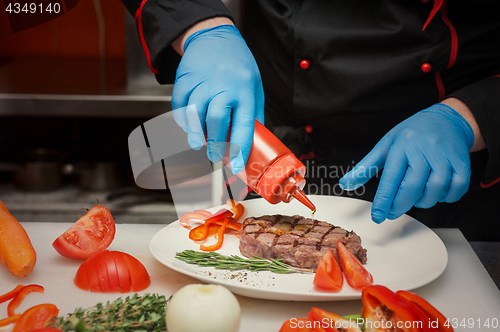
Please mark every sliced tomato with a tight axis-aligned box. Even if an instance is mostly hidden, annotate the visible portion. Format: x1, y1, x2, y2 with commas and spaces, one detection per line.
99, 250, 120, 292
122, 252, 151, 291
12, 303, 59, 332
337, 241, 373, 290
313, 248, 343, 292
74, 250, 150, 293
109, 251, 132, 292
397, 290, 454, 332
279, 318, 315, 332
52, 205, 116, 260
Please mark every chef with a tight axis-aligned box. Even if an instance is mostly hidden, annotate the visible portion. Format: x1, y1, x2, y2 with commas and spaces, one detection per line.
122, 0, 500, 241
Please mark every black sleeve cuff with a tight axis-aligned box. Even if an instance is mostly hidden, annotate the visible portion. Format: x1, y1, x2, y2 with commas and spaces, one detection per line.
448, 75, 500, 187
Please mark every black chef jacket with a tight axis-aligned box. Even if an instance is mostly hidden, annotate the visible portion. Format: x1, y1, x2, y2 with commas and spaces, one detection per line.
123, 0, 500, 240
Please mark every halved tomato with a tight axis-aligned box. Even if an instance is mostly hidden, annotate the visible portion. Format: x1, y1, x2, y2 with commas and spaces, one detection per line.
337, 241, 373, 290
52, 205, 116, 260
313, 248, 343, 292
74, 250, 150, 293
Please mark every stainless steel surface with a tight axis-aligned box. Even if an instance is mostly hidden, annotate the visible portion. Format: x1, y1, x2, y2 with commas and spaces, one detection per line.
0, 183, 177, 224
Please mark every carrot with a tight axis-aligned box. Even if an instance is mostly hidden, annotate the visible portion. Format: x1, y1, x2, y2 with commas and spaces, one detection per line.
0, 201, 37, 278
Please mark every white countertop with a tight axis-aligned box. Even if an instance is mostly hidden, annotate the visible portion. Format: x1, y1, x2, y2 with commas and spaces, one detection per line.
1, 223, 499, 332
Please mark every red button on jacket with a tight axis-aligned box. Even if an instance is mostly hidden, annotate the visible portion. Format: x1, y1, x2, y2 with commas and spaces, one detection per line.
300, 59, 310, 70
421, 63, 432, 73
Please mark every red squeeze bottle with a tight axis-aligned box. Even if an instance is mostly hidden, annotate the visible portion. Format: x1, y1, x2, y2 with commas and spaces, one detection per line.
224, 120, 316, 212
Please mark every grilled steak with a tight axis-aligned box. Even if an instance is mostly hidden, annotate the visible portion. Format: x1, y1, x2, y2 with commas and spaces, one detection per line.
239, 215, 367, 271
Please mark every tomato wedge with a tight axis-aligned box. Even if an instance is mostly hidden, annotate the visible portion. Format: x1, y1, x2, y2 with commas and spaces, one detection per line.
313, 248, 343, 291
52, 205, 116, 260
397, 290, 454, 332
74, 250, 150, 293
337, 241, 373, 290
12, 303, 59, 332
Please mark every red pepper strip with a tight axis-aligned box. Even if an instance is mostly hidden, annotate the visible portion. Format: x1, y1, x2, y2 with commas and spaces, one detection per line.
8, 284, 45, 317
0, 284, 25, 304
200, 216, 230, 252
189, 219, 241, 240
226, 199, 245, 220
189, 209, 233, 241
12, 303, 59, 332
29, 328, 64, 332
0, 314, 21, 327
362, 285, 433, 332
279, 317, 315, 332
308, 307, 362, 332
397, 290, 454, 332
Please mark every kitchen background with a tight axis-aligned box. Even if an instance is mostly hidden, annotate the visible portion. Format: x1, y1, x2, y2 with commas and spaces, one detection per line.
0, 0, 222, 224
0, 0, 498, 287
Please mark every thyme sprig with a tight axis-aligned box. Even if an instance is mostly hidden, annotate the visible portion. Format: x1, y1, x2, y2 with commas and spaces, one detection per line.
50, 293, 168, 332
176, 250, 313, 274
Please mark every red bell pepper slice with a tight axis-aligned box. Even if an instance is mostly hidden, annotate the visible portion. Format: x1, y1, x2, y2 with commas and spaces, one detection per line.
0, 284, 25, 304
227, 199, 245, 220
200, 216, 231, 251
189, 219, 242, 240
0, 315, 21, 327
8, 284, 45, 317
308, 307, 363, 332
188, 209, 234, 241
337, 241, 373, 290
12, 303, 59, 332
279, 317, 315, 332
362, 285, 433, 332
397, 290, 454, 332
313, 248, 343, 291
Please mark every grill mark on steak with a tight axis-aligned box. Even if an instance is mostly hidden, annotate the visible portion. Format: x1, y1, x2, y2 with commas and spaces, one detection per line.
316, 225, 337, 251
239, 214, 367, 271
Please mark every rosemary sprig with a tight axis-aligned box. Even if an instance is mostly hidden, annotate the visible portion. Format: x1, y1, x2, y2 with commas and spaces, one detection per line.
49, 293, 168, 332
176, 250, 313, 274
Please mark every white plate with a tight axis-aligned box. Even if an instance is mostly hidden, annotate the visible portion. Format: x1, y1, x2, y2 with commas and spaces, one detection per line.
150, 195, 448, 301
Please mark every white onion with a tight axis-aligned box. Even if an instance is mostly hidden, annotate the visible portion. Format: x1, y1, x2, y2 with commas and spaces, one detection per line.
166, 284, 241, 332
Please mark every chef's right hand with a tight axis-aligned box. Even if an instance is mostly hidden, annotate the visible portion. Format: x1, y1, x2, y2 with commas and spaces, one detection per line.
171, 24, 265, 174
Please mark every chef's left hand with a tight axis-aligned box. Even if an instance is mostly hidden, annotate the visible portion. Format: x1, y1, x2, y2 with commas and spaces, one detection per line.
339, 103, 475, 223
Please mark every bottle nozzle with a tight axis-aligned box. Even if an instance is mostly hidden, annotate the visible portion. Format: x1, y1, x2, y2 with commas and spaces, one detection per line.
292, 188, 316, 212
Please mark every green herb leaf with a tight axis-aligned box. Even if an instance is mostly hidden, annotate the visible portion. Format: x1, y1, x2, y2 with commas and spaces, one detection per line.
50, 293, 168, 332
175, 250, 313, 274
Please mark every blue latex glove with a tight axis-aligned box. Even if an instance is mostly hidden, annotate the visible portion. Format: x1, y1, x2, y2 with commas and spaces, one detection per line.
171, 25, 265, 173
339, 103, 474, 223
